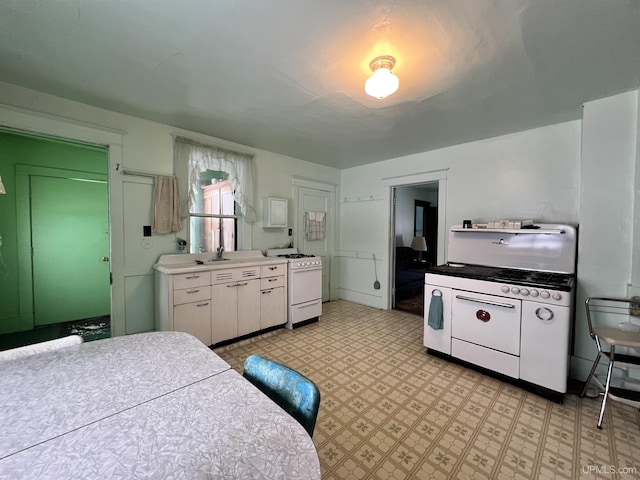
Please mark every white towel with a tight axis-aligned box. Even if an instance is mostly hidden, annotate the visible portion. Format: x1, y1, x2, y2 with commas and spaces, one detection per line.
304, 211, 326, 241
153, 175, 182, 234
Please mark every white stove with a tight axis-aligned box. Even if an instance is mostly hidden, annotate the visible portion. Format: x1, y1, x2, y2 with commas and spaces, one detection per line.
266, 248, 322, 329
424, 223, 577, 399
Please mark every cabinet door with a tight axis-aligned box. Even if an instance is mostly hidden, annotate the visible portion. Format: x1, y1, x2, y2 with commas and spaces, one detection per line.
261, 286, 286, 329
263, 197, 288, 227
211, 283, 238, 344
174, 301, 212, 346
237, 279, 261, 336
423, 285, 452, 354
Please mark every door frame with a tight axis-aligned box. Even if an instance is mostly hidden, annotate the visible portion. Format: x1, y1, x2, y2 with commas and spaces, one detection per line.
292, 177, 337, 301
384, 170, 448, 310
1, 105, 125, 335
16, 165, 109, 326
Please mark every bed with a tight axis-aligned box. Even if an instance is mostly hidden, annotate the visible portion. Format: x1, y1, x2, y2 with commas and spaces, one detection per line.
395, 246, 430, 301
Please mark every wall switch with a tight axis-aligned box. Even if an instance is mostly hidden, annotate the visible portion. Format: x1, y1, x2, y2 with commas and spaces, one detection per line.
143, 225, 152, 237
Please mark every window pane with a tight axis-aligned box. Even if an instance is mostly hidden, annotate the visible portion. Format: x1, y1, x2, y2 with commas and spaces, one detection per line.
189, 216, 236, 253
191, 170, 229, 215
188, 170, 237, 254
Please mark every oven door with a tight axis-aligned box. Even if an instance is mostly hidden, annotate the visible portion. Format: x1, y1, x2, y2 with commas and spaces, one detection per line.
451, 290, 521, 355
289, 266, 322, 305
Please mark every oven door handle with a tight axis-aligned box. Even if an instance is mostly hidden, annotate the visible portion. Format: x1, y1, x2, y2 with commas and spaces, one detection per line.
455, 295, 516, 309
291, 267, 323, 273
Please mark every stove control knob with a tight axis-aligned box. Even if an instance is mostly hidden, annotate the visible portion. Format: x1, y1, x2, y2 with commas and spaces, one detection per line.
501, 286, 510, 293
530, 289, 539, 297
552, 292, 562, 301
540, 290, 550, 299
511, 287, 520, 294
520, 288, 530, 296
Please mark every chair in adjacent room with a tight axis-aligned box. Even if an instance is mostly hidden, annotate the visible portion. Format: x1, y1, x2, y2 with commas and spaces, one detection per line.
243, 354, 321, 437
580, 297, 640, 429
0, 335, 84, 362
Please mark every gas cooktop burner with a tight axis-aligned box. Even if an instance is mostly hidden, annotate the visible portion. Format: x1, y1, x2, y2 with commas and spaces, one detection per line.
277, 253, 315, 259
429, 263, 574, 291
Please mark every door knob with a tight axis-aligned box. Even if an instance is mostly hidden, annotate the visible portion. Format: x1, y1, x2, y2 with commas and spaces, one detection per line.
101, 256, 110, 262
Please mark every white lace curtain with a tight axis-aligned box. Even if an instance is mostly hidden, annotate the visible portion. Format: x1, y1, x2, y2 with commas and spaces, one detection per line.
174, 137, 257, 222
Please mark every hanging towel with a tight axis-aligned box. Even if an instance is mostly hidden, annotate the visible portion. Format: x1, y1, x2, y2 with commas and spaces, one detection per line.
305, 211, 326, 240
427, 290, 444, 330
153, 175, 182, 234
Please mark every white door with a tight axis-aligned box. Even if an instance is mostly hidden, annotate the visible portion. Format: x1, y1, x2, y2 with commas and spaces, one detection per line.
294, 183, 334, 302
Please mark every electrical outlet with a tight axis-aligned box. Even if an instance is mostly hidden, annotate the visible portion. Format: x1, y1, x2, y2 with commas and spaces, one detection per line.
288, 228, 293, 236
143, 225, 152, 237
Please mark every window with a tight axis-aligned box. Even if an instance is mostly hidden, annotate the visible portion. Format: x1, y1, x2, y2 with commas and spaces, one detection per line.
174, 137, 257, 254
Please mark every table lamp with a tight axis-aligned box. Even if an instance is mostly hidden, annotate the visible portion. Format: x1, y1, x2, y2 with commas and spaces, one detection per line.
411, 236, 428, 263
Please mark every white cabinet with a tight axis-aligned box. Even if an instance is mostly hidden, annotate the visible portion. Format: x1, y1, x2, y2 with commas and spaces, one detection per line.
260, 264, 287, 329
174, 301, 211, 346
155, 271, 212, 345
211, 279, 260, 343
156, 260, 287, 346
263, 197, 288, 228
237, 280, 261, 336
211, 265, 260, 343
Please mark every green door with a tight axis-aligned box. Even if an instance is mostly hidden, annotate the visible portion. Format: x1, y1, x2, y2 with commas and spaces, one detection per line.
31, 174, 110, 326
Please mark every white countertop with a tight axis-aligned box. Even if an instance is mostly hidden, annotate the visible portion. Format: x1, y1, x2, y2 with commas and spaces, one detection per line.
153, 250, 288, 274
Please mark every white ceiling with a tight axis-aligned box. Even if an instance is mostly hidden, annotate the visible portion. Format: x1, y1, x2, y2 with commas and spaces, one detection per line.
1, 0, 639, 169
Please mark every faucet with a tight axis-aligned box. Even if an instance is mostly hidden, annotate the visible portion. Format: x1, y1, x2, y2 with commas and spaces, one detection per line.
216, 246, 224, 259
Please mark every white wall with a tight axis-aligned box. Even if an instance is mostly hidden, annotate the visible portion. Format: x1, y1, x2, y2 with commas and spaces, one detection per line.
572, 90, 638, 379
0, 82, 340, 336
339, 89, 639, 381
340, 121, 582, 309
2, 80, 638, 382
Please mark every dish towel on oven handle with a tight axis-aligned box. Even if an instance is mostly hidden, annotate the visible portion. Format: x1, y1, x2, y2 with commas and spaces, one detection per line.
428, 290, 444, 330
305, 211, 326, 241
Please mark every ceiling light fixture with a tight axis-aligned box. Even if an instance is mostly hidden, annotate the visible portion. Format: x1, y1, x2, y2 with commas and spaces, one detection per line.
364, 55, 399, 99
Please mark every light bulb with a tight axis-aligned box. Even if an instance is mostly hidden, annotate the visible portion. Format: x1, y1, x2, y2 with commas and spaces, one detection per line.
364, 56, 399, 99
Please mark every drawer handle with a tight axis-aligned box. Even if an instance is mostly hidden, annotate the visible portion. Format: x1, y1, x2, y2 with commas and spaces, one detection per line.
227, 284, 237, 288
268, 278, 277, 282
237, 282, 248, 287
269, 266, 277, 270
262, 289, 272, 294
196, 302, 209, 307
186, 275, 200, 280
186, 289, 200, 294
455, 295, 515, 309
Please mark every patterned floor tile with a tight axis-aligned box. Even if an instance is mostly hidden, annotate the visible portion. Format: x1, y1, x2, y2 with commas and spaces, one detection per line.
215, 300, 640, 480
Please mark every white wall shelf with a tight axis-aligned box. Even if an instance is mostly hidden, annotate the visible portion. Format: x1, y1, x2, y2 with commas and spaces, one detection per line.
451, 227, 565, 234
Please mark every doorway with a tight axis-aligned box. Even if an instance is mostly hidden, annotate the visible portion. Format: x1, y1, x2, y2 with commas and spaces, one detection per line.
293, 179, 336, 302
392, 183, 439, 314
0, 130, 110, 342
27, 169, 110, 326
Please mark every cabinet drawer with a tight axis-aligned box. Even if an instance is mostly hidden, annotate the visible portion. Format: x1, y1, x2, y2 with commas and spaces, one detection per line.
261, 263, 286, 277
173, 271, 211, 289
174, 286, 210, 305
261, 275, 285, 289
